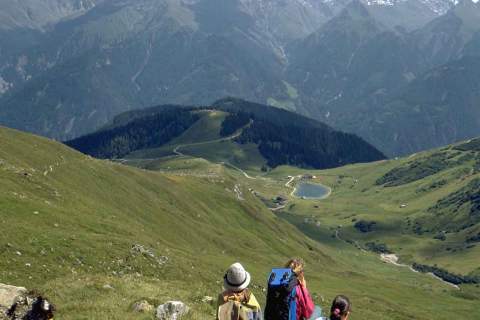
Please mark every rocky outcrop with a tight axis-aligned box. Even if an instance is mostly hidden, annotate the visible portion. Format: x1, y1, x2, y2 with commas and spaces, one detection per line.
130, 244, 169, 267
156, 301, 189, 320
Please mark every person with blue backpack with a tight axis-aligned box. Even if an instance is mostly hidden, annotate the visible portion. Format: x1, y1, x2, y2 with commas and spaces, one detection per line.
264, 258, 316, 320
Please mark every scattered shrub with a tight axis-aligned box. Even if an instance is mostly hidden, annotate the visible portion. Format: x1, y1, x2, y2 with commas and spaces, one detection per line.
354, 220, 377, 233
466, 232, 480, 243
412, 263, 480, 285
434, 233, 447, 241
365, 242, 391, 254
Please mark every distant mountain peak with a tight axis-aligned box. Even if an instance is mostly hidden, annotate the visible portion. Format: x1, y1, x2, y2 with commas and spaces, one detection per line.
0, 0, 102, 31
345, 0, 372, 16
363, 0, 457, 15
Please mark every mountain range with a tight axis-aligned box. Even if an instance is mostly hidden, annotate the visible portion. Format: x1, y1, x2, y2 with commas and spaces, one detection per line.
0, 0, 479, 156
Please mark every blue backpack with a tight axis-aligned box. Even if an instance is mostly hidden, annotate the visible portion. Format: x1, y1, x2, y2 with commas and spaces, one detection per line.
264, 268, 299, 320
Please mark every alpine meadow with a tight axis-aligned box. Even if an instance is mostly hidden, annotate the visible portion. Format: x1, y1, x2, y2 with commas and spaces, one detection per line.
0, 1, 479, 320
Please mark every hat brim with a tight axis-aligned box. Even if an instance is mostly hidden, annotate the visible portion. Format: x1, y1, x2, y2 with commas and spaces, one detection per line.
223, 271, 251, 292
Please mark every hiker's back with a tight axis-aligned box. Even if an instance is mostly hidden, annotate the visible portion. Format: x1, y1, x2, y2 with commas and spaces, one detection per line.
217, 291, 262, 320
264, 268, 298, 320
217, 300, 261, 320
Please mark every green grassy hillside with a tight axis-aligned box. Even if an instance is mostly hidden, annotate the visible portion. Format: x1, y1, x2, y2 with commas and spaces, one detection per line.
124, 110, 267, 173
1, 127, 479, 319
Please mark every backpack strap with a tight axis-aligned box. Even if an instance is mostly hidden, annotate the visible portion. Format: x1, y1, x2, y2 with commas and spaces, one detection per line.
232, 301, 240, 320
289, 287, 297, 320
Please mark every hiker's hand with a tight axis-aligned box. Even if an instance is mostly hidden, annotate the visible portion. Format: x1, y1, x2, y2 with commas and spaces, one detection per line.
299, 276, 307, 287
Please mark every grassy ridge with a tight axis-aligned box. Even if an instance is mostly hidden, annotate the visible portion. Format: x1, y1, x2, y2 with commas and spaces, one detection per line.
126, 110, 267, 172
0, 126, 317, 318
1, 126, 479, 319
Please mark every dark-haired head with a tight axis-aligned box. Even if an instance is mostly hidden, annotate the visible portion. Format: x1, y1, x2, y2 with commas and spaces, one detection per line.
330, 295, 351, 320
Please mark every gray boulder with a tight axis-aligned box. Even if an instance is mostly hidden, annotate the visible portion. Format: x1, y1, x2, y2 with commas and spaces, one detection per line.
0, 284, 27, 309
0, 283, 54, 320
156, 301, 189, 320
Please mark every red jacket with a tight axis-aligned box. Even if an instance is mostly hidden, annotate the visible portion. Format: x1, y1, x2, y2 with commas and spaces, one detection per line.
295, 284, 315, 320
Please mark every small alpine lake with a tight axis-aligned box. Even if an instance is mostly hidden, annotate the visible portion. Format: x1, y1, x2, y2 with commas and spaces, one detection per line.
294, 182, 331, 199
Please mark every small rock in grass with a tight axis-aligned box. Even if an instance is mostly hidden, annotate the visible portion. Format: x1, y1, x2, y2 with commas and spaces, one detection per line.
132, 300, 154, 313
201, 296, 214, 304
102, 284, 114, 290
156, 301, 189, 320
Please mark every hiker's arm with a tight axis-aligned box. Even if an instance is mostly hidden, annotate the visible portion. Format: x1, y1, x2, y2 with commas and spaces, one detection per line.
299, 284, 315, 318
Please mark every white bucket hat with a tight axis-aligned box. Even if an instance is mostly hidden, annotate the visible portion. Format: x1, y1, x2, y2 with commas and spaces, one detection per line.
223, 262, 251, 292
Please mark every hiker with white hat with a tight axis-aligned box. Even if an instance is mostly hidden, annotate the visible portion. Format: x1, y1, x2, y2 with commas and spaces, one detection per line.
217, 262, 263, 320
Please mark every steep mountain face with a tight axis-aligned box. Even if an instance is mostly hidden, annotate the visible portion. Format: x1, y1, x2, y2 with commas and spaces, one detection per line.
0, 0, 288, 139
0, 0, 478, 155
364, 0, 455, 30
360, 0, 480, 155
236, 0, 348, 45
368, 55, 480, 155
286, 1, 425, 138
288, 1, 390, 102
286, 0, 480, 156
413, 0, 480, 66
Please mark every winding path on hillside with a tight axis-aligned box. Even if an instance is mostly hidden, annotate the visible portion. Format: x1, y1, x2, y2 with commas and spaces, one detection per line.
118, 121, 255, 180
170, 120, 258, 179
171, 131, 243, 157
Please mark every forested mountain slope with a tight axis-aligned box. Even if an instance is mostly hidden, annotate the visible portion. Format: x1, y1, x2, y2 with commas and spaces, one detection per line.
66, 98, 386, 170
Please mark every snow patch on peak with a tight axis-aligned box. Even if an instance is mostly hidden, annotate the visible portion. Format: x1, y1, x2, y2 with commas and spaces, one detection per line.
363, 0, 461, 15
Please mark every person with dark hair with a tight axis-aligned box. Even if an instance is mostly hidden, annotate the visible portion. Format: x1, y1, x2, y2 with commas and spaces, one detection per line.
329, 295, 351, 320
